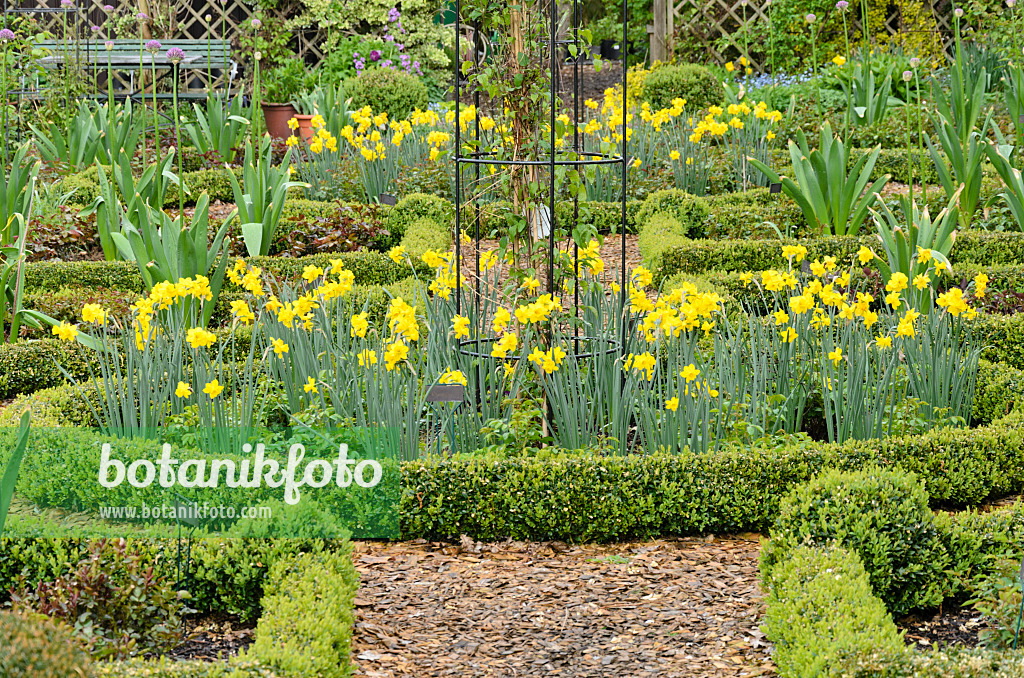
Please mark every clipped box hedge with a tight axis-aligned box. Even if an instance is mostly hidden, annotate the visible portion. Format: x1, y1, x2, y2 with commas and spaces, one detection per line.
642, 230, 1024, 283
400, 412, 1024, 542
760, 545, 903, 678
246, 547, 358, 678
23, 250, 427, 295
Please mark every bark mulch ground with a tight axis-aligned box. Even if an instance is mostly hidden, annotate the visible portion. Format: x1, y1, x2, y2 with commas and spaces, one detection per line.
164, 615, 255, 662
351, 535, 774, 678
897, 605, 985, 649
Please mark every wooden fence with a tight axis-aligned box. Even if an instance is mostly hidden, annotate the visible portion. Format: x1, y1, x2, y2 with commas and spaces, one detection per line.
2, 0, 328, 62
651, 0, 956, 69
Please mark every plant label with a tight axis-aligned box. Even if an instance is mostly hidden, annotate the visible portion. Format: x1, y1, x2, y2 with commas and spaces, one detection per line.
533, 205, 552, 239
379, 193, 398, 206
426, 384, 464, 403
770, 183, 782, 194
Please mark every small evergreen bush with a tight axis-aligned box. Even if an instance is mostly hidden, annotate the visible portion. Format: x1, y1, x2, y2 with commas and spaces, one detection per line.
761, 466, 948, 616
642, 64, 721, 111
347, 69, 429, 120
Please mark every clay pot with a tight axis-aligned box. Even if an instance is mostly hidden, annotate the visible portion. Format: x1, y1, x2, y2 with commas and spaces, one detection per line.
293, 114, 315, 142
261, 102, 298, 140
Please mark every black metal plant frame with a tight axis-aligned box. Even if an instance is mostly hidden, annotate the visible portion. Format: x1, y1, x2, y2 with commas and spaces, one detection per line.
453, 0, 628, 359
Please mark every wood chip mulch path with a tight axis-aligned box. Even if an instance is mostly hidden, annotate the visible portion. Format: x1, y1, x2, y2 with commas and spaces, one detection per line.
351, 535, 774, 678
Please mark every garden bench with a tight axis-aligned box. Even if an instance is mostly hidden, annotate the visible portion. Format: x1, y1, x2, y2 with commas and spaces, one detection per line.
32, 39, 237, 100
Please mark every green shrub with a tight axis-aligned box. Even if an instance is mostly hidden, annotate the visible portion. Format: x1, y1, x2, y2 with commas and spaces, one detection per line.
642, 63, 721, 110
99, 659, 278, 678
388, 193, 453, 241
23, 251, 425, 296
939, 500, 1024, 602
247, 546, 358, 678
973, 360, 1024, 424
638, 213, 690, 283
846, 647, 1024, 677
347, 69, 429, 120
9, 539, 189, 660
0, 610, 92, 678
0, 339, 103, 399
644, 231, 1024, 280
400, 217, 452, 260
704, 188, 810, 240
761, 545, 903, 678
970, 313, 1024, 370
0, 384, 101, 427
761, 466, 947, 616
635, 188, 711, 238
402, 417, 1024, 542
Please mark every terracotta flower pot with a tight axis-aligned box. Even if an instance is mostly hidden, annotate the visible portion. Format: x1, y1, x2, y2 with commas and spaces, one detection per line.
294, 114, 315, 142
261, 102, 298, 140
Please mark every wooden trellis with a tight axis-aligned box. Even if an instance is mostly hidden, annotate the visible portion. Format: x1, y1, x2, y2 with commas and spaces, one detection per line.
653, 0, 958, 70
3, 0, 328, 65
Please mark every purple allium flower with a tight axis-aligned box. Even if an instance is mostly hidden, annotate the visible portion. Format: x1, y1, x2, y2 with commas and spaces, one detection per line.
251, 18, 262, 29
105, 40, 114, 50
166, 47, 185, 63
910, 57, 921, 68
91, 25, 101, 32
954, 6, 964, 16
902, 70, 913, 81
369, 49, 381, 61
805, 13, 816, 22
0, 28, 15, 42
836, 0, 849, 9
60, 0, 73, 7
103, 3, 114, 10
388, 7, 400, 21
136, 12, 148, 21
145, 39, 161, 52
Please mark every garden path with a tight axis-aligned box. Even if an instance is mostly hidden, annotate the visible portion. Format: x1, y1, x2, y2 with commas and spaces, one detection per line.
350, 535, 774, 677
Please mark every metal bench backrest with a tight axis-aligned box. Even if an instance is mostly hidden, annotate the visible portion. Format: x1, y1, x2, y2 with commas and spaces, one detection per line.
34, 39, 231, 63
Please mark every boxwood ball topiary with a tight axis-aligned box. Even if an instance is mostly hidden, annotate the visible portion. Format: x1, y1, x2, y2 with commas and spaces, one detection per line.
642, 64, 722, 111
0, 610, 92, 678
347, 69, 429, 121
760, 466, 948, 617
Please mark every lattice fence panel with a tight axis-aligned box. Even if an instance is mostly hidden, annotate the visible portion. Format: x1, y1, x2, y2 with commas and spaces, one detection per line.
672, 0, 956, 70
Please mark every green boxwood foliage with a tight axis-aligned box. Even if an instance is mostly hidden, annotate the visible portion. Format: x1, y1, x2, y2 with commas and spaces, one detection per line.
761, 545, 903, 678
0, 610, 92, 678
0, 339, 103, 400
22, 251, 425, 296
634, 188, 711, 239
760, 467, 947, 616
399, 217, 452, 260
402, 416, 1024, 542
973, 360, 1024, 424
346, 68, 429, 120
639, 213, 690, 283
388, 193, 454, 241
99, 659, 278, 678
642, 63, 721, 111
640, 231, 1024, 280
247, 546, 358, 678
847, 647, 1024, 677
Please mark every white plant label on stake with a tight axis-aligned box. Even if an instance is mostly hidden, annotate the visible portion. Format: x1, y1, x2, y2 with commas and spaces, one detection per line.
533, 204, 552, 239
